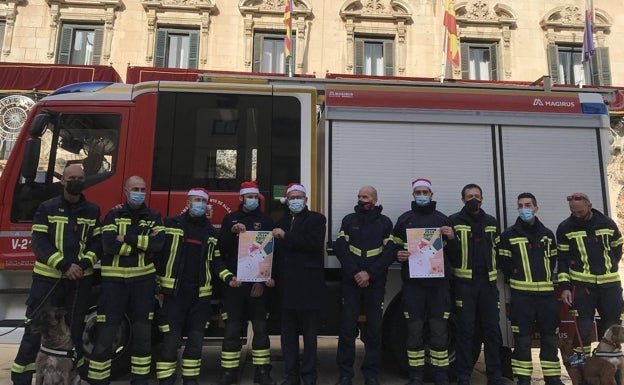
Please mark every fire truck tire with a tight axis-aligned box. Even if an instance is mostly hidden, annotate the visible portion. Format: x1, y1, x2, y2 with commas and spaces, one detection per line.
79, 305, 132, 379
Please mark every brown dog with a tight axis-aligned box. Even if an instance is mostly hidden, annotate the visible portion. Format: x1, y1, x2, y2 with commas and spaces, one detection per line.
559, 337, 617, 385
594, 325, 624, 385
31, 307, 78, 385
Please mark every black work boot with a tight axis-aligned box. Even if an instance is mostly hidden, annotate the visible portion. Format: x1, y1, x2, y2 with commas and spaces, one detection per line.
159, 376, 176, 385
544, 377, 564, 385
254, 365, 276, 385
406, 367, 424, 385
217, 368, 238, 385
516, 376, 531, 385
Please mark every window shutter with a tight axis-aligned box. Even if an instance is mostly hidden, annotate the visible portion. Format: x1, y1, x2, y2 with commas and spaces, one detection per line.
547, 44, 560, 84
383, 40, 394, 76
354, 39, 364, 75
252, 34, 262, 72
188, 30, 199, 69
590, 47, 611, 86
0, 22, 5, 50
91, 26, 104, 65
489, 42, 498, 80
57, 25, 74, 64
154, 29, 168, 68
460, 43, 469, 79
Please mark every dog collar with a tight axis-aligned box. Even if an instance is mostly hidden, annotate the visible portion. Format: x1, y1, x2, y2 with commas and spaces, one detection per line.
40, 345, 76, 359
601, 337, 621, 349
594, 350, 624, 358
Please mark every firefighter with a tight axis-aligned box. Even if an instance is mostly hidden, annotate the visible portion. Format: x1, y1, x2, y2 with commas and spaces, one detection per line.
449, 183, 504, 385
213, 181, 276, 385
393, 178, 455, 385
334, 185, 394, 385
155, 187, 219, 385
557, 192, 623, 357
497, 193, 563, 385
87, 176, 165, 385
272, 183, 327, 385
11, 164, 101, 385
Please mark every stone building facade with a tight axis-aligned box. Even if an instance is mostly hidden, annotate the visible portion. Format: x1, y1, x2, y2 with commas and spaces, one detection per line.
0, 0, 623, 228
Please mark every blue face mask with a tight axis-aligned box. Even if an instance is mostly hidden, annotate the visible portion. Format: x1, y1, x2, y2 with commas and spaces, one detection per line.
128, 191, 145, 206
244, 198, 259, 211
190, 201, 207, 217
288, 198, 305, 214
518, 208, 534, 222
414, 195, 431, 206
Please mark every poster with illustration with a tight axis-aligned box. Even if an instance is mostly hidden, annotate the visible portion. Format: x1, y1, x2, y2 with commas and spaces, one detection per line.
406, 228, 444, 278
237, 231, 274, 282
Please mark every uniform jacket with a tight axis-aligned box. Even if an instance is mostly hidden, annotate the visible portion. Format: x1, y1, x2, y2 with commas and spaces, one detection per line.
392, 201, 454, 286
214, 205, 274, 284
101, 202, 165, 280
556, 208, 623, 290
335, 205, 394, 286
156, 212, 219, 300
31, 194, 102, 279
273, 206, 327, 310
449, 207, 500, 283
497, 217, 557, 294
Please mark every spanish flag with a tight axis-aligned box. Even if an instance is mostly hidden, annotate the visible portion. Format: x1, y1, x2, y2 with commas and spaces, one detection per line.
283, 0, 293, 57
443, 0, 460, 68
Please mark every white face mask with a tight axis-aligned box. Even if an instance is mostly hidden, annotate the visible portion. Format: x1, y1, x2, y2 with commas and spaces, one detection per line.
288, 198, 305, 213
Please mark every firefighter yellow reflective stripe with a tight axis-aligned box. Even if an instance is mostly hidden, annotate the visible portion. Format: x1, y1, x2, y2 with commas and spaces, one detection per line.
488, 270, 497, 282
11, 361, 36, 373
47, 251, 63, 269
541, 360, 561, 376
348, 245, 383, 258
557, 272, 570, 283
558, 243, 570, 252
454, 225, 471, 270
199, 286, 212, 297
131, 355, 151, 375
88, 358, 112, 380
49, 216, 68, 252
566, 231, 590, 274
509, 279, 554, 292
33, 261, 62, 278
136, 235, 148, 250
93, 226, 102, 236
101, 264, 155, 278
443, 311, 450, 319
119, 244, 132, 256
498, 248, 512, 257
453, 268, 472, 279
511, 325, 519, 333
156, 361, 176, 379
221, 351, 241, 368
337, 230, 347, 241
96, 314, 106, 322
455, 300, 463, 307
407, 349, 425, 367
219, 269, 233, 282
163, 228, 182, 281
32, 224, 48, 233
569, 270, 621, 285
160, 276, 175, 289
509, 237, 532, 282
429, 349, 449, 367
511, 358, 532, 376
159, 324, 170, 333
181, 358, 201, 377
393, 235, 405, 247
612, 237, 624, 247
252, 348, 271, 365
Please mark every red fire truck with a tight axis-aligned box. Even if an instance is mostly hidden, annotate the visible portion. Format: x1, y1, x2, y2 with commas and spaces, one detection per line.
0, 71, 618, 377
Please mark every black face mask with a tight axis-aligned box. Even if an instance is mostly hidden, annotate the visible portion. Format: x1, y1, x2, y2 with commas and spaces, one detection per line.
65, 180, 85, 195
357, 200, 374, 210
464, 198, 481, 212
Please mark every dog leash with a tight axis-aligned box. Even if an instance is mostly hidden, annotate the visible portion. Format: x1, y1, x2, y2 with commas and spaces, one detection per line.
569, 286, 588, 367
0, 278, 62, 337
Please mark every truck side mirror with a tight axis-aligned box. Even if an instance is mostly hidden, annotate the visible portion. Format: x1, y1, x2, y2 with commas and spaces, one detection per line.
28, 113, 52, 137
21, 137, 41, 183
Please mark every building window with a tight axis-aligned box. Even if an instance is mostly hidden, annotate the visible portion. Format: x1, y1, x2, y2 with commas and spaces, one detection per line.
154, 28, 199, 69
547, 44, 611, 86
354, 37, 394, 76
0, 21, 5, 51
252, 33, 294, 74
460, 41, 499, 81
57, 24, 104, 65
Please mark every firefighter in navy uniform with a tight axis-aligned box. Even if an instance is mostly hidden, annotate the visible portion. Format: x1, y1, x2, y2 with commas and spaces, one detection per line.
334, 185, 394, 385
557, 192, 623, 357
497, 193, 563, 385
11, 165, 101, 385
155, 188, 219, 385
213, 181, 276, 385
87, 176, 165, 385
393, 179, 455, 385
449, 183, 503, 385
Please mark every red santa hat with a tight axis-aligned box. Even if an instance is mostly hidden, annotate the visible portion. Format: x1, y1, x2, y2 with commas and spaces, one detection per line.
280, 182, 307, 203
187, 187, 209, 201
412, 178, 432, 192
240, 181, 260, 195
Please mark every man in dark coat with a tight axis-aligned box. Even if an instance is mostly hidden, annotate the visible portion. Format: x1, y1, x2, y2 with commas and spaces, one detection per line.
272, 183, 327, 385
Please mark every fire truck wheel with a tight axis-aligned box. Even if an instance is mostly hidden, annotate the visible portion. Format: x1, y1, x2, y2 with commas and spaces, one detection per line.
79, 305, 132, 379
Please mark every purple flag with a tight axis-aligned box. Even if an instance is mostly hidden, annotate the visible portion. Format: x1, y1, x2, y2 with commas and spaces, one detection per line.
582, 1, 595, 63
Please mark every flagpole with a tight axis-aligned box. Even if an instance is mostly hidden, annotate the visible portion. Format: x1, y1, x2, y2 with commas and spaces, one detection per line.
441, 26, 448, 83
